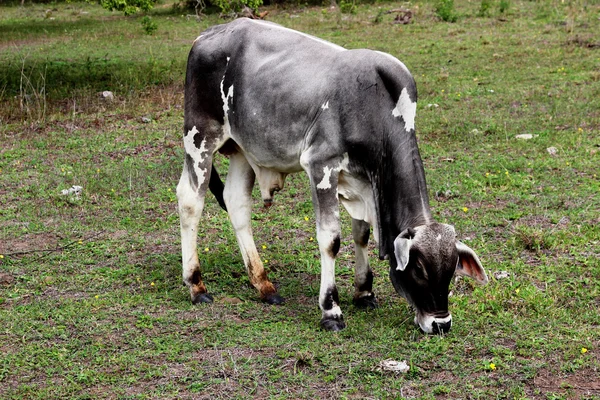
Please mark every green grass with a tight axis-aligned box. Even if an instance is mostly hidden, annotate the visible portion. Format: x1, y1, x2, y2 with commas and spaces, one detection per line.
1, 0, 599, 398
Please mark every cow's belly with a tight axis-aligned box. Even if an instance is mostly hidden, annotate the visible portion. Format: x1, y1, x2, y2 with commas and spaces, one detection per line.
338, 172, 379, 243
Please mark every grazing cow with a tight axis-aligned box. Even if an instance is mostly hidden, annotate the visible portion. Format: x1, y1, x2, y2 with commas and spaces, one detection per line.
177, 18, 488, 333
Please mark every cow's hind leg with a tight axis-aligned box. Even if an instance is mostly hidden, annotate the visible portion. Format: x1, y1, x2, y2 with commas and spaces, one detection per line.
351, 219, 378, 309
223, 152, 284, 305
177, 126, 215, 304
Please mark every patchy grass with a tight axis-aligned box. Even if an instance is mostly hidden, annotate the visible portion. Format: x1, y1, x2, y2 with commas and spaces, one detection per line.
1, 0, 599, 398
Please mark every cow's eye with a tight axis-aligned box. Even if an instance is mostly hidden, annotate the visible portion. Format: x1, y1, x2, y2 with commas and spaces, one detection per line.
413, 261, 429, 282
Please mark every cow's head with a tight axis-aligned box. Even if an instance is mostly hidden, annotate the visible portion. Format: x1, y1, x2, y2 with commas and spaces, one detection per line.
390, 222, 488, 334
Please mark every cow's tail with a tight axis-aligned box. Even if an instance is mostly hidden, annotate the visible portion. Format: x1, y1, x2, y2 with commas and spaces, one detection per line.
209, 164, 227, 211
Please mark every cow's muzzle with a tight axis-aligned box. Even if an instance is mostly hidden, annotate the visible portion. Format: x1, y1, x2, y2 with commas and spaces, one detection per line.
415, 313, 452, 335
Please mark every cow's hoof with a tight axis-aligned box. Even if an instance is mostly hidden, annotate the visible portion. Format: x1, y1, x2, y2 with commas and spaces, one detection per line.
263, 293, 285, 305
320, 316, 346, 332
191, 293, 214, 304
353, 294, 378, 309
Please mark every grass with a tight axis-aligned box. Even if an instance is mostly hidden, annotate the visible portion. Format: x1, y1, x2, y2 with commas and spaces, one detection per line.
1, 0, 599, 398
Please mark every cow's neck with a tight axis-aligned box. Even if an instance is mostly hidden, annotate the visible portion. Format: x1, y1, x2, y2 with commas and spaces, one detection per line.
375, 132, 432, 258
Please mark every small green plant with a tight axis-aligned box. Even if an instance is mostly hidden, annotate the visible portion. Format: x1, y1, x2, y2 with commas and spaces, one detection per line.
211, 0, 262, 14
435, 0, 458, 22
478, 0, 492, 17
141, 16, 158, 35
100, 0, 156, 15
498, 0, 509, 14
340, 0, 357, 14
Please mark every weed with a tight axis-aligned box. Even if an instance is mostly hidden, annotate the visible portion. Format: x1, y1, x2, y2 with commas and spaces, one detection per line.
340, 0, 357, 14
141, 15, 158, 35
435, 0, 458, 22
478, 0, 492, 17
498, 0, 509, 14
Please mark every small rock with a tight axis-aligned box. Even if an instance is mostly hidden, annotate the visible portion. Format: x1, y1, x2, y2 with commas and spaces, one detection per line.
494, 271, 511, 280
378, 359, 410, 374
100, 91, 114, 101
547, 146, 558, 156
61, 185, 83, 197
141, 116, 151, 123
515, 134, 538, 140
427, 103, 439, 108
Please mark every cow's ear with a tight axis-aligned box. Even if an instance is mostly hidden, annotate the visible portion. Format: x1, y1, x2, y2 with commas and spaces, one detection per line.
394, 234, 413, 271
455, 241, 488, 284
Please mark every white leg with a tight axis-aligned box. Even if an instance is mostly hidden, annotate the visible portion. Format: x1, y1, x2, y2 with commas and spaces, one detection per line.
177, 160, 211, 303
223, 152, 282, 304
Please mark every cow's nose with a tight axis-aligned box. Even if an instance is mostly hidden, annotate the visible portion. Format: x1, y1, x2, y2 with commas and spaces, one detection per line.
432, 318, 452, 334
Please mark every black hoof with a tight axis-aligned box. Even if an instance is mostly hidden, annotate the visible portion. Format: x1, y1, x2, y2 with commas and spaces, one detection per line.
191, 293, 214, 304
263, 293, 285, 305
353, 293, 379, 309
320, 316, 346, 332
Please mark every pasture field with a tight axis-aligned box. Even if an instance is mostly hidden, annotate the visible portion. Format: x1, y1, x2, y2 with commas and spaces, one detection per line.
1, 0, 599, 398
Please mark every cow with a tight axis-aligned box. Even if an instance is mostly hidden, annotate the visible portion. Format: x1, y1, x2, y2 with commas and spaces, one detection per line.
176, 18, 488, 334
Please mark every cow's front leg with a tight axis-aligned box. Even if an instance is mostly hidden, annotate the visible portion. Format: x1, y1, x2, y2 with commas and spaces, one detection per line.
305, 159, 345, 331
223, 152, 283, 305
351, 219, 378, 309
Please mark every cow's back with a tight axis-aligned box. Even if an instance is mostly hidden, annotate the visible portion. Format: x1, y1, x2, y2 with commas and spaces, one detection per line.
185, 19, 418, 173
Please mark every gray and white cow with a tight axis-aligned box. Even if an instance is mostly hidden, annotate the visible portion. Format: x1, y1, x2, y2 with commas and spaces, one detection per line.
177, 18, 488, 333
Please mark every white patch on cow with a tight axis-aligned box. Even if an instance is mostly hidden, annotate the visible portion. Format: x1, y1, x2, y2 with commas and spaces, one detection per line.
321, 101, 329, 110
317, 166, 333, 190
316, 154, 349, 191
392, 88, 416, 132
197, 167, 207, 184
436, 234, 442, 241
220, 59, 234, 138
183, 125, 210, 186
248, 19, 346, 52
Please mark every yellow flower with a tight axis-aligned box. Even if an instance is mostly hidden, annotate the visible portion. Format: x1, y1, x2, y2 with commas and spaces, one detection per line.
462, 207, 468, 212
96, 169, 100, 173
489, 363, 496, 371
204, 247, 209, 252
485, 172, 490, 177
581, 347, 588, 354
78, 240, 83, 245
262, 245, 267, 249
304, 216, 309, 221
0, 255, 4, 259
578, 127, 583, 132
150, 282, 155, 286
264, 259, 268, 263
515, 288, 520, 294
505, 171, 509, 176
309, 237, 314, 241
168, 188, 172, 192
95, 295, 99, 299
